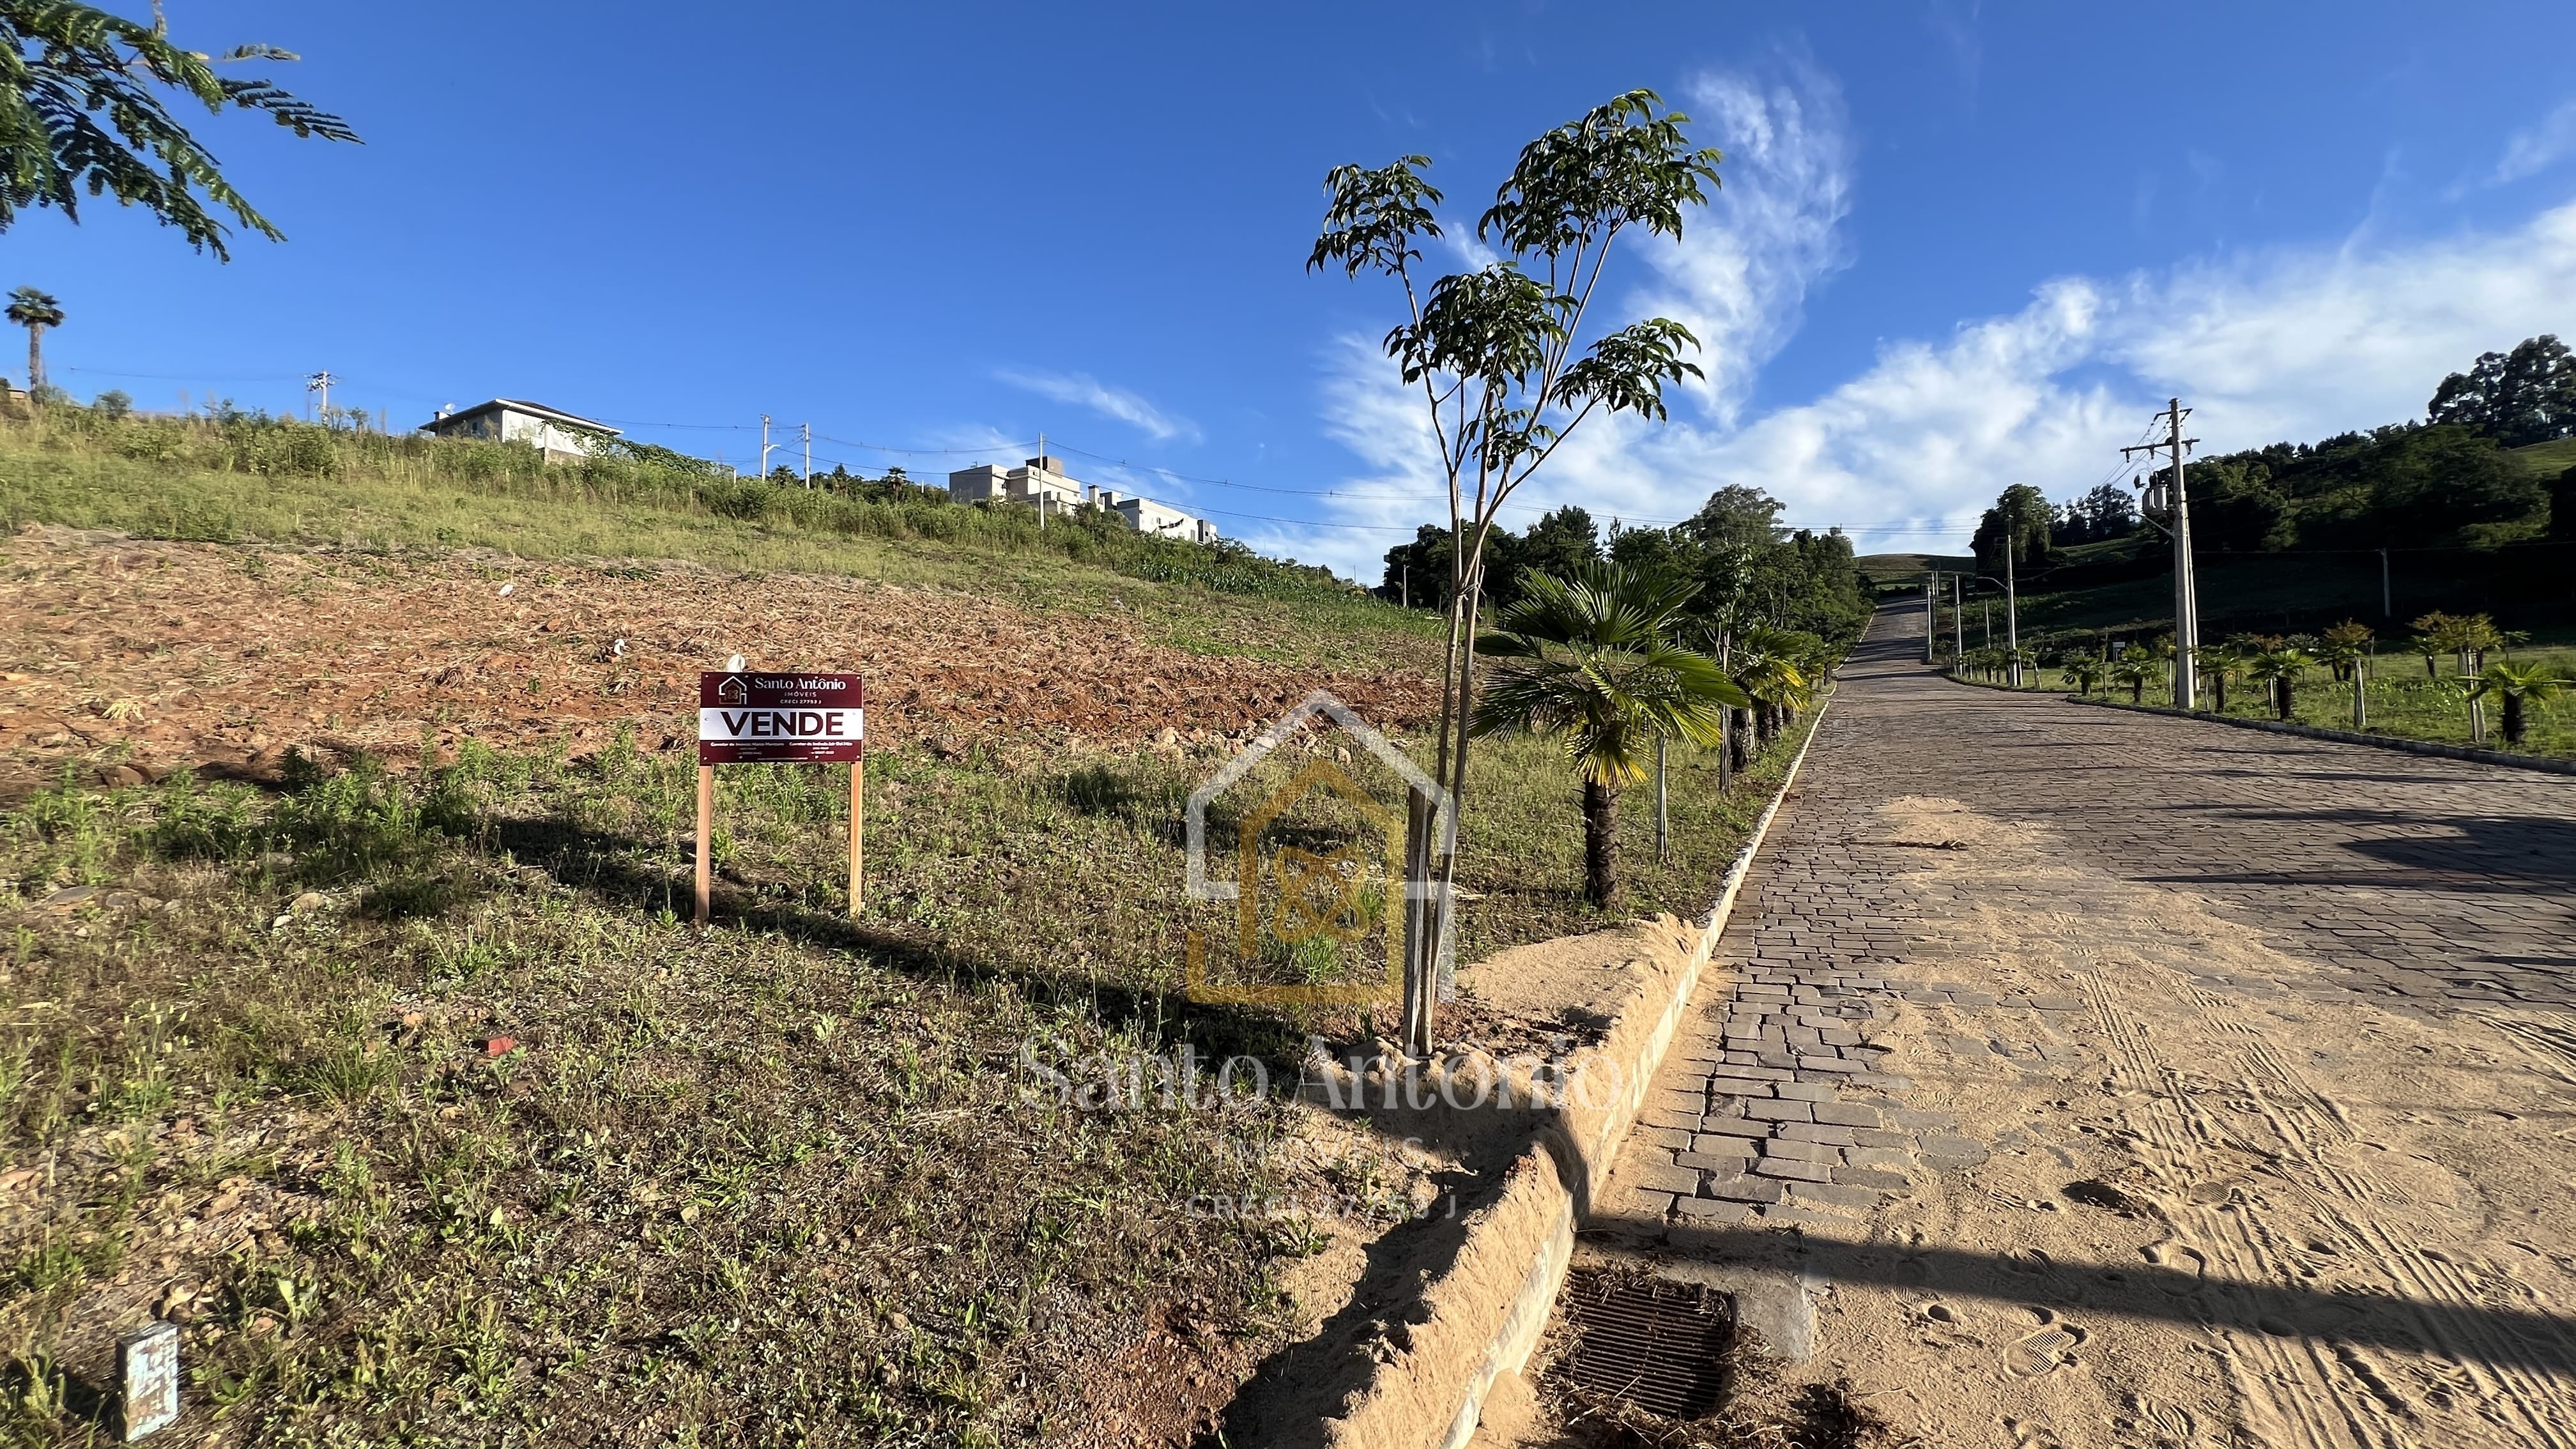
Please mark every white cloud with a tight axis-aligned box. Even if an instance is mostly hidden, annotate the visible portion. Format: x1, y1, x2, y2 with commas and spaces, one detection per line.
995, 369, 1199, 443
1289, 65, 2576, 582
2496, 99, 2576, 185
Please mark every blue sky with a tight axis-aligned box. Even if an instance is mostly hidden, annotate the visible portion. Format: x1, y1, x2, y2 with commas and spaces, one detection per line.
14, 2, 2576, 578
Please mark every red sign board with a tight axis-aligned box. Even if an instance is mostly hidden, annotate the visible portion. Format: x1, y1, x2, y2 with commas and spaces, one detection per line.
698, 671, 865, 764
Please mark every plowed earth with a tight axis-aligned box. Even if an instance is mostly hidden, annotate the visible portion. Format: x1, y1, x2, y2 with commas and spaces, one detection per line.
0, 526, 1440, 794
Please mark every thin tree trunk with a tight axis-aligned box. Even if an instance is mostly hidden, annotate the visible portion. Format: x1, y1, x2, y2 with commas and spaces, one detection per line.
2276, 678, 2294, 721
25, 326, 37, 396
1726, 708, 1747, 775
2213, 675, 2227, 714
1581, 779, 1618, 910
1653, 737, 1668, 865
2504, 693, 2525, 747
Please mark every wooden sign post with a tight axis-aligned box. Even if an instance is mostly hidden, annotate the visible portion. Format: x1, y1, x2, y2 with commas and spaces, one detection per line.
694, 669, 866, 928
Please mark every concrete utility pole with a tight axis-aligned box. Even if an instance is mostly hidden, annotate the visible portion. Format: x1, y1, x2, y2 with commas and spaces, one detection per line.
2126, 399, 2200, 709
1952, 574, 1965, 661
1925, 571, 1938, 664
801, 422, 811, 486
2379, 548, 2391, 618
305, 371, 336, 423
2005, 534, 2023, 687
759, 415, 774, 479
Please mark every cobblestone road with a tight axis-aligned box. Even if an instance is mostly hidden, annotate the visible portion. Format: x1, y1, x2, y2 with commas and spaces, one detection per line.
1586, 603, 2576, 1445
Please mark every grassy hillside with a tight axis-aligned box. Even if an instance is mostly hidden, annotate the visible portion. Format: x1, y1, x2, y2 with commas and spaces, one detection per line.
0, 407, 1427, 673
1983, 533, 2576, 648
2508, 436, 2576, 477
0, 408, 1832, 1443
1855, 552, 1973, 589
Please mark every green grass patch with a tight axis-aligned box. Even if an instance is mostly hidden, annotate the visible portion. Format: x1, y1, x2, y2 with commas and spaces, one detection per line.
0, 695, 1814, 1441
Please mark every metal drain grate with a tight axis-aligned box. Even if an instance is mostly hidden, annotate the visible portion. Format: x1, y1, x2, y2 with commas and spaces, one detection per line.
1551, 1268, 1734, 1420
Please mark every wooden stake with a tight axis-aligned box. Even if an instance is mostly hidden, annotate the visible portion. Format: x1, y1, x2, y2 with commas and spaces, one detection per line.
694, 763, 714, 928
848, 747, 864, 917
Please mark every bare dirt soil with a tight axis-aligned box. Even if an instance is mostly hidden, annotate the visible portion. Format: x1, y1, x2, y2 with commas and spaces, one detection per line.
0, 526, 1439, 795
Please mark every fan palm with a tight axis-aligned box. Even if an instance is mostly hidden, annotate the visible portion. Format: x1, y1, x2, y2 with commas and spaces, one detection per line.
4, 286, 58, 393
2058, 655, 2106, 695
2469, 662, 2565, 749
2315, 625, 2372, 730
2244, 647, 2312, 721
2106, 645, 2158, 704
1471, 565, 1749, 909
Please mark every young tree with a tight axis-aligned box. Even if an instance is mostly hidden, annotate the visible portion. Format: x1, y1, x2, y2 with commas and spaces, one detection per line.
2317, 622, 2372, 730
1312, 91, 1722, 1024
1470, 564, 1747, 909
4, 283, 56, 391
0, 2, 359, 259
2246, 648, 2312, 721
2469, 663, 2564, 749
2058, 654, 2106, 696
2107, 645, 2158, 704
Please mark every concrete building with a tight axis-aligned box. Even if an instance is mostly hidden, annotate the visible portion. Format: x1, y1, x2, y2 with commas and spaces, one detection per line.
948, 455, 1215, 541
947, 455, 1086, 519
1094, 487, 1218, 545
420, 399, 619, 463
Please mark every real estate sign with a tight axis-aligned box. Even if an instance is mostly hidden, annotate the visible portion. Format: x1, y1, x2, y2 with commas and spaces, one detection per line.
697, 671, 865, 764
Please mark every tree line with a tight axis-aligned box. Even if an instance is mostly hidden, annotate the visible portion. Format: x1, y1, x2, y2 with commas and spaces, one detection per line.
1970, 334, 2576, 577
1377, 483, 1874, 645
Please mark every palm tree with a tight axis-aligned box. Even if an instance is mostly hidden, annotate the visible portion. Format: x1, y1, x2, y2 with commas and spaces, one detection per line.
2058, 654, 2106, 695
2469, 662, 2564, 749
2244, 647, 2312, 721
2316, 624, 2372, 730
1471, 565, 1749, 909
1728, 625, 1812, 753
2201, 643, 2243, 714
2107, 645, 2158, 703
5, 288, 61, 395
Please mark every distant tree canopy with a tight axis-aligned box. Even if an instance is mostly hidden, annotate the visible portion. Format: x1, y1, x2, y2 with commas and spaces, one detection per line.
2011, 336, 2571, 564
1969, 483, 2054, 576
1379, 484, 1869, 643
2428, 334, 2576, 447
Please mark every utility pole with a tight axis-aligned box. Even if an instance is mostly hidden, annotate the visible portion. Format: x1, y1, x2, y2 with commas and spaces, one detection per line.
305, 371, 336, 424
2005, 532, 2023, 687
1983, 599, 1991, 649
1952, 574, 1965, 663
801, 422, 811, 486
1925, 571, 1938, 664
760, 415, 773, 479
1401, 564, 1411, 610
2379, 548, 2391, 618
2125, 399, 2200, 709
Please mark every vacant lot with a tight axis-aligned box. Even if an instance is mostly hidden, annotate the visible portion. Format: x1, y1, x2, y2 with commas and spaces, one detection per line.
0, 500, 1806, 1445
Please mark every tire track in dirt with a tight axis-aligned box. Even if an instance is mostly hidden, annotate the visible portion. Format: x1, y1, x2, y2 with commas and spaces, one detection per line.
2078, 936, 2576, 1448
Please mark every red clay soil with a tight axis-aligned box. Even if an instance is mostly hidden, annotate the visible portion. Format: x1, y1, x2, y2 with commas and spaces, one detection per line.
0, 526, 1440, 795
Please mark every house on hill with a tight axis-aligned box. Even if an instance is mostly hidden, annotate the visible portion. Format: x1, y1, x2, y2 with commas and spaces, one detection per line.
421, 399, 620, 463
947, 454, 1216, 542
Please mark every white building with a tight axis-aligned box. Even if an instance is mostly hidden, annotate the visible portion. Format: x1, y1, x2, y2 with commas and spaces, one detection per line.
947, 454, 1086, 518
948, 454, 1216, 542
420, 399, 618, 464
1095, 487, 1218, 545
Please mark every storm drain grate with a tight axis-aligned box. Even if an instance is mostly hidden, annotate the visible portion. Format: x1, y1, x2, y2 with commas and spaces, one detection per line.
1551, 1268, 1734, 1420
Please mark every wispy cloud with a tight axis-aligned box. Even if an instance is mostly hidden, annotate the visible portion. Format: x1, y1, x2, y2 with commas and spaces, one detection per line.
994, 368, 1199, 443
1284, 64, 2576, 583
2495, 98, 2576, 185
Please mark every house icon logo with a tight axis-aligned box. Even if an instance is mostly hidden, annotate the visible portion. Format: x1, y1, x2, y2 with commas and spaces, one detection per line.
1183, 691, 1452, 1006
715, 674, 748, 705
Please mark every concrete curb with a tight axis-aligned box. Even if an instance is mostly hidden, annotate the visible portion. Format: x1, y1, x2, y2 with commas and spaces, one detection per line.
2061, 693, 2576, 778
1310, 697, 1831, 1449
